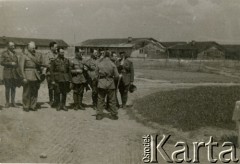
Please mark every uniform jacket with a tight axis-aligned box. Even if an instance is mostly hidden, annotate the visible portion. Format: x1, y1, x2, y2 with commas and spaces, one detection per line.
50, 57, 72, 82
84, 57, 98, 80
70, 58, 86, 84
116, 58, 134, 85
0, 50, 19, 79
18, 50, 43, 81
44, 51, 58, 75
96, 57, 119, 89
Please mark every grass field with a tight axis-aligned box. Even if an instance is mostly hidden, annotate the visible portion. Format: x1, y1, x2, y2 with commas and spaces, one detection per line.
136, 69, 240, 83
133, 58, 240, 83
133, 86, 240, 131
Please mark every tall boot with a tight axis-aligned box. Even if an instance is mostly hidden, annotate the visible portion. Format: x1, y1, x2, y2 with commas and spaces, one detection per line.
62, 93, 68, 111
73, 92, 79, 110
49, 89, 53, 102
55, 93, 61, 111
78, 94, 85, 110
122, 92, 128, 109
5, 86, 10, 108
11, 87, 18, 107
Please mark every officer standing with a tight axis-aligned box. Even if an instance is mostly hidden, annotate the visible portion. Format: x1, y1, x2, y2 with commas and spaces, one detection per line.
18, 41, 44, 111
84, 49, 99, 110
70, 52, 86, 110
44, 41, 58, 107
110, 52, 119, 64
50, 48, 71, 111
95, 51, 119, 120
117, 51, 134, 109
107, 52, 120, 109
0, 41, 20, 108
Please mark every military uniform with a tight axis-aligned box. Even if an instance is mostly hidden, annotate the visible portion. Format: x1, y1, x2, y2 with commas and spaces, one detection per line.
106, 57, 120, 109
84, 57, 98, 109
18, 50, 43, 111
70, 58, 86, 110
50, 57, 72, 111
0, 50, 20, 107
44, 51, 58, 106
116, 58, 134, 108
96, 57, 119, 120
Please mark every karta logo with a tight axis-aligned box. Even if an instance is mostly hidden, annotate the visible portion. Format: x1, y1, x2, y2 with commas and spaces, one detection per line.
142, 134, 239, 163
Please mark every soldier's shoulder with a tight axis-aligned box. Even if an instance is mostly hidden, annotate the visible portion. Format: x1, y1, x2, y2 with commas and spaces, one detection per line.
1, 50, 9, 56
36, 51, 43, 57
2, 50, 7, 53
126, 58, 132, 63
51, 57, 59, 62
106, 58, 115, 66
85, 57, 92, 63
45, 51, 52, 55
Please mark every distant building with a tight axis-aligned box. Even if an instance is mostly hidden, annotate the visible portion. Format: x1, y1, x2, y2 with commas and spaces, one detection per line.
0, 36, 68, 54
222, 45, 240, 60
76, 37, 166, 59
167, 41, 226, 59
160, 42, 187, 49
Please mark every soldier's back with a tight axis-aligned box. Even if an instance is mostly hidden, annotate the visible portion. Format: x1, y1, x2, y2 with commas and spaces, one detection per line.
97, 57, 116, 76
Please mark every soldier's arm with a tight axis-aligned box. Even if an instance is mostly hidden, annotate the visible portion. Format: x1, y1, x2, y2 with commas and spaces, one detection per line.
69, 60, 81, 74
41, 52, 49, 67
67, 59, 72, 81
116, 60, 123, 73
95, 65, 99, 79
37, 53, 46, 74
113, 65, 119, 79
49, 60, 55, 82
39, 53, 46, 67
69, 60, 76, 73
18, 55, 26, 79
83, 59, 90, 71
84, 59, 96, 71
71, 69, 83, 74
0, 53, 15, 67
89, 60, 97, 71
130, 61, 134, 82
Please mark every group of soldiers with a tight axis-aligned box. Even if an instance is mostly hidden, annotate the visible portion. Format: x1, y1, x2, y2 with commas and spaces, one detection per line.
0, 41, 135, 120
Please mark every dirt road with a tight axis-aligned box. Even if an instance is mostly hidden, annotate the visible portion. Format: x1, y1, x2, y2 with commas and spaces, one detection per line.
0, 80, 157, 163
0, 76, 240, 163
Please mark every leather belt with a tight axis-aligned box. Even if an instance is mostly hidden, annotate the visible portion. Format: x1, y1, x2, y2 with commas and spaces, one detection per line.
99, 76, 113, 79
25, 68, 36, 70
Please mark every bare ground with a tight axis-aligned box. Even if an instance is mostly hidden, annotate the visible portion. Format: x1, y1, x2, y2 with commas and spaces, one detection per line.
0, 72, 240, 163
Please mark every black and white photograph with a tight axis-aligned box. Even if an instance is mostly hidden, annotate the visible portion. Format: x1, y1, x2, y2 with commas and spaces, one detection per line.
0, 0, 240, 163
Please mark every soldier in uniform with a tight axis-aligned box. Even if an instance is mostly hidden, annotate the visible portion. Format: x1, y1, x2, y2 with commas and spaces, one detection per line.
44, 41, 58, 107
50, 48, 71, 111
18, 41, 44, 111
110, 52, 119, 64
70, 52, 86, 110
117, 51, 134, 109
108, 52, 120, 109
84, 49, 99, 110
0, 41, 20, 108
95, 51, 119, 120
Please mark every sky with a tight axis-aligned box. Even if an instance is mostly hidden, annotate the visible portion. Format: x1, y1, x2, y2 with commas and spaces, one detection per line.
0, 0, 240, 45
